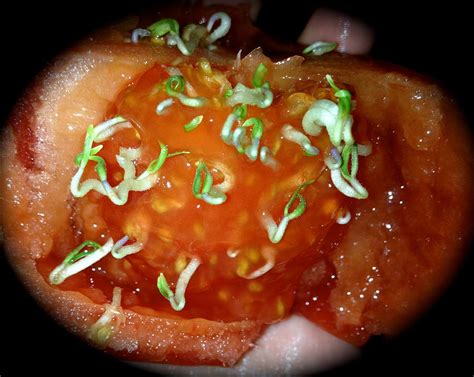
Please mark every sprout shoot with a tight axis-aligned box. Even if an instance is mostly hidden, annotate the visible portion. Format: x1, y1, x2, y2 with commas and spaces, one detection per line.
156, 98, 175, 114
303, 41, 337, 56
239, 247, 276, 279
192, 161, 227, 205
49, 238, 115, 285
88, 287, 125, 348
165, 75, 206, 107
131, 28, 151, 44
261, 180, 315, 243
232, 117, 264, 161
157, 258, 201, 311
325, 144, 368, 199
206, 12, 231, 45
281, 124, 319, 156
111, 235, 143, 259
184, 115, 204, 132
221, 105, 247, 144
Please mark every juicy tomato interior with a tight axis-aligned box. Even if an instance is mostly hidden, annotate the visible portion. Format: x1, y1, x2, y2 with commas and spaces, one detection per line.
38, 58, 350, 325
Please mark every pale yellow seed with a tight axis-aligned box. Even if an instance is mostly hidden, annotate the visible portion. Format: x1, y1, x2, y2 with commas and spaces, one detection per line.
276, 296, 285, 317
236, 258, 249, 277
236, 211, 249, 226
218, 289, 230, 302
285, 92, 315, 117
271, 138, 282, 156
209, 254, 218, 266
133, 129, 141, 140
122, 219, 148, 243
248, 281, 263, 293
169, 176, 186, 188
198, 57, 213, 75
247, 248, 260, 263
193, 222, 206, 240
245, 174, 257, 186
123, 260, 132, 270
157, 227, 173, 243
152, 198, 184, 214
175, 255, 187, 273
113, 171, 124, 182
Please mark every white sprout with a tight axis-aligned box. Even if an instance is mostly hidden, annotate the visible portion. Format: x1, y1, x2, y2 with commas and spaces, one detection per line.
234, 49, 242, 70
329, 168, 368, 199
261, 212, 290, 244
131, 28, 151, 44
94, 121, 132, 143
335, 209, 351, 224
93, 116, 128, 140
177, 94, 206, 107
156, 98, 175, 114
259, 146, 279, 170
240, 247, 276, 279
206, 12, 231, 45
158, 258, 201, 311
49, 238, 114, 285
212, 161, 235, 192
226, 249, 240, 258
111, 235, 143, 259
167, 34, 192, 56
88, 287, 126, 348
221, 113, 238, 144
302, 41, 337, 56
281, 124, 319, 156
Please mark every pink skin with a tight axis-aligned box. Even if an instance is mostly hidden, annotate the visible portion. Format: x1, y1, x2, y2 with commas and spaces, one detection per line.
135, 3, 374, 376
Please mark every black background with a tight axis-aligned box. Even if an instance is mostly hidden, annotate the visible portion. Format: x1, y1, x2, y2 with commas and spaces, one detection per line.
1, 1, 473, 376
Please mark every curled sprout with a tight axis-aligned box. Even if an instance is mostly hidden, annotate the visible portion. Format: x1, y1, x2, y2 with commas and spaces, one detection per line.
157, 258, 201, 311
335, 209, 351, 225
88, 287, 125, 348
165, 75, 206, 107
132, 13, 231, 55
49, 238, 115, 285
302, 75, 354, 147
184, 115, 204, 132
71, 120, 188, 205
281, 124, 319, 156
261, 180, 315, 244
131, 28, 151, 44
206, 12, 231, 45
303, 41, 337, 56
240, 247, 276, 279
192, 161, 227, 205
232, 117, 264, 161
227, 63, 273, 108
325, 145, 368, 199
221, 105, 247, 144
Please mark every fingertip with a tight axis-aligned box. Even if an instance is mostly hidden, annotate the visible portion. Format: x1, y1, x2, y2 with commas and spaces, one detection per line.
298, 8, 374, 55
